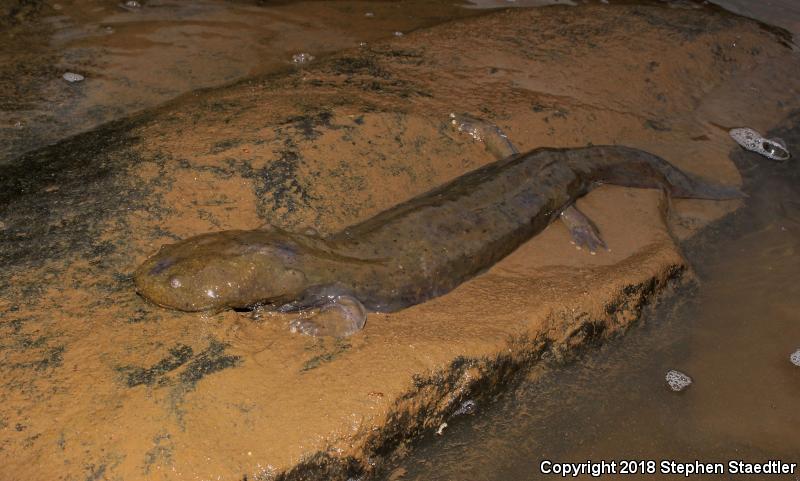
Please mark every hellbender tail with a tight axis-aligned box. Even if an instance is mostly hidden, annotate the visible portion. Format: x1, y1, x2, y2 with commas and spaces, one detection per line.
564, 145, 745, 200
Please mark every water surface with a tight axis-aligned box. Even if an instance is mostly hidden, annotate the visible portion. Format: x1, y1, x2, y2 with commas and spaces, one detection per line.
0, 0, 482, 161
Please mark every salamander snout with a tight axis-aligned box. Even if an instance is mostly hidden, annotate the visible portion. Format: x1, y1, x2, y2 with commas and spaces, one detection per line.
134, 230, 309, 311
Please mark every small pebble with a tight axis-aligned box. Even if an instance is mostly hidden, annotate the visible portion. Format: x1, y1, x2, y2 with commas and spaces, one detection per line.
790, 349, 800, 367
665, 369, 692, 392
364, 12, 374, 17
122, 0, 141, 8
393, 31, 404, 37
62, 72, 84, 83
291, 53, 314, 64
358, 41, 368, 48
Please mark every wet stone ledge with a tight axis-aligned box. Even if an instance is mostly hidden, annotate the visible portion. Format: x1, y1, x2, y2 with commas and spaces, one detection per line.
277, 265, 687, 481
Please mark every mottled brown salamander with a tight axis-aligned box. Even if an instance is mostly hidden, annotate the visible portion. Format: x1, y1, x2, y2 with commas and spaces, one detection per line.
135, 139, 741, 337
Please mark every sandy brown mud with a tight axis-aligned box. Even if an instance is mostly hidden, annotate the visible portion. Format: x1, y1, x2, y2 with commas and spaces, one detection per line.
0, 4, 798, 481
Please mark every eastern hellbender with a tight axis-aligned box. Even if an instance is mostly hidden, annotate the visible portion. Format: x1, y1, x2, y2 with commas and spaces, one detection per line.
135, 137, 742, 337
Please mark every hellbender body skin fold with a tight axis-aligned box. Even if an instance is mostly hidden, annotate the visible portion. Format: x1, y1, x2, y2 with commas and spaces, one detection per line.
134, 145, 742, 335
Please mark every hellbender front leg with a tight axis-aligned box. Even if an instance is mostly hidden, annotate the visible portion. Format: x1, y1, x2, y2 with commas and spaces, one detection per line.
283, 294, 367, 338
559, 205, 608, 254
449, 112, 519, 158
450, 112, 609, 254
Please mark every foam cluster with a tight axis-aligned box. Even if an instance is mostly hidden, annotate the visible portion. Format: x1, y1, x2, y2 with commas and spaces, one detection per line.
665, 369, 692, 392
729, 127, 790, 161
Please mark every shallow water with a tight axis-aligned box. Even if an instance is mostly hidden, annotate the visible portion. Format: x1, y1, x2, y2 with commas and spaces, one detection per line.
3, 0, 797, 163
0, 0, 482, 161
386, 119, 800, 480
709, 0, 800, 38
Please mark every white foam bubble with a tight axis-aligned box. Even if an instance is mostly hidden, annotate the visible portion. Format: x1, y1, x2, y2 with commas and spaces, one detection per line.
665, 369, 692, 392
62, 72, 84, 83
453, 399, 477, 416
291, 52, 315, 65
729, 127, 790, 161
790, 349, 800, 367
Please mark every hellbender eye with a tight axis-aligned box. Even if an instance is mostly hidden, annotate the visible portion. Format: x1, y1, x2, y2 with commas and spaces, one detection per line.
149, 257, 175, 275
170, 277, 182, 288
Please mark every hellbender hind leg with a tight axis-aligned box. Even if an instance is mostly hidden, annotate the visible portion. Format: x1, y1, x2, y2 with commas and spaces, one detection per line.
560, 205, 608, 254
282, 294, 367, 338
450, 112, 608, 253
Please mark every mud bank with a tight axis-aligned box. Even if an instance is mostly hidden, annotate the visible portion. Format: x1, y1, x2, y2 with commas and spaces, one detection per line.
0, 4, 798, 481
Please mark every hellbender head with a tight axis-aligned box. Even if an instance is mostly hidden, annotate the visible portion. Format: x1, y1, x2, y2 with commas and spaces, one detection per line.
134, 229, 309, 311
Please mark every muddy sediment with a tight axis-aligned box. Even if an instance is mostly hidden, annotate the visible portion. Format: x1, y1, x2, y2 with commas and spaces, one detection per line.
1, 4, 798, 480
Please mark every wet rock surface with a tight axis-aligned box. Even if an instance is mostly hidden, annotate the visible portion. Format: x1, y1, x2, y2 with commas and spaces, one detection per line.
1, 4, 798, 480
